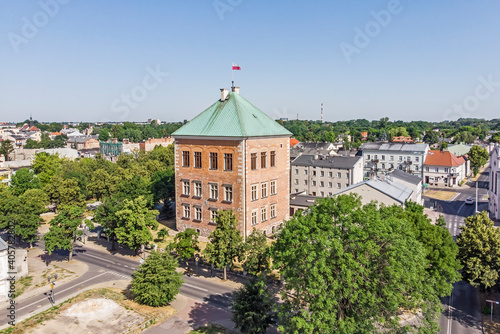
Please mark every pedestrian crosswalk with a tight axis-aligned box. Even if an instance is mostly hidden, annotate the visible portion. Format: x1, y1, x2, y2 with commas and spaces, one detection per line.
106, 270, 131, 280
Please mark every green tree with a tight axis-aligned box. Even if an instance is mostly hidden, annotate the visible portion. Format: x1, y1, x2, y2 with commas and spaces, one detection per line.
272, 195, 440, 333
150, 169, 175, 205
131, 251, 183, 307
87, 169, 113, 200
45, 177, 85, 209
32, 152, 63, 186
232, 274, 273, 334
10, 168, 40, 196
15, 189, 48, 247
457, 211, 500, 289
98, 128, 110, 142
243, 229, 270, 276
157, 228, 168, 241
454, 131, 475, 144
204, 210, 244, 281
94, 197, 123, 251
114, 196, 159, 254
0, 189, 18, 230
173, 228, 200, 275
423, 130, 440, 145
0, 140, 14, 161
43, 205, 93, 262
467, 145, 489, 174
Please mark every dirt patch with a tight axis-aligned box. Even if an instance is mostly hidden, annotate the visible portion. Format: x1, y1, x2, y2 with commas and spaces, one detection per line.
424, 190, 458, 201
1, 288, 176, 334
31, 298, 144, 334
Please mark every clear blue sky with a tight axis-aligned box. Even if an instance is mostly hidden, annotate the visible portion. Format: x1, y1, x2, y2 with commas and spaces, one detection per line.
1, 1, 499, 123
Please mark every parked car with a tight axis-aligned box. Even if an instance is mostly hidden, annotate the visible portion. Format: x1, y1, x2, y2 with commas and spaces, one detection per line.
465, 197, 474, 205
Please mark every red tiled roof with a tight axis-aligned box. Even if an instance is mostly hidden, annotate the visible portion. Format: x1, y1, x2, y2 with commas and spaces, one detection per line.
28, 126, 40, 131
424, 150, 466, 167
50, 132, 62, 136
290, 138, 300, 147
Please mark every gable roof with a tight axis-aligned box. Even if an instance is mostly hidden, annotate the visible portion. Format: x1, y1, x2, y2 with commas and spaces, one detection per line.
447, 143, 472, 157
390, 169, 422, 186
334, 178, 413, 205
290, 138, 300, 147
172, 91, 292, 138
424, 150, 466, 167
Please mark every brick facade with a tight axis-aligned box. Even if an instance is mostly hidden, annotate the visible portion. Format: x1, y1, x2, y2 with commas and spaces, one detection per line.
175, 136, 290, 239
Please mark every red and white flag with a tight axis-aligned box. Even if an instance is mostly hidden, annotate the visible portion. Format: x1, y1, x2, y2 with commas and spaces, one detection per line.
232, 63, 241, 70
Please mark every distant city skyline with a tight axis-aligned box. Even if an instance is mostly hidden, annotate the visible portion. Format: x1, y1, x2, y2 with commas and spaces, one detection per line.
1, 1, 499, 123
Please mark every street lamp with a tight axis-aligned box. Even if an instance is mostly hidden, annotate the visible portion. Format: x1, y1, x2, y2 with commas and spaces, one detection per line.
47, 274, 58, 304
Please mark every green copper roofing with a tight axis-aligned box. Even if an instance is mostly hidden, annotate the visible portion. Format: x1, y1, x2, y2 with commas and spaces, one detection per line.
447, 143, 472, 157
172, 92, 292, 137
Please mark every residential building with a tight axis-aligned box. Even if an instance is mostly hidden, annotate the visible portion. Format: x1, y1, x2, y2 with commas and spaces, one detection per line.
173, 87, 292, 238
289, 192, 318, 215
139, 137, 174, 152
290, 154, 363, 196
386, 169, 423, 205
100, 140, 123, 160
489, 143, 500, 220
67, 136, 100, 150
333, 178, 415, 207
392, 136, 413, 143
360, 142, 429, 179
0, 237, 28, 302
447, 143, 472, 157
290, 142, 339, 161
290, 138, 300, 148
423, 150, 467, 187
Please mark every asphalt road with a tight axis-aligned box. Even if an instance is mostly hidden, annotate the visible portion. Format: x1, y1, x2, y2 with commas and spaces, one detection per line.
426, 167, 490, 334
1, 242, 235, 328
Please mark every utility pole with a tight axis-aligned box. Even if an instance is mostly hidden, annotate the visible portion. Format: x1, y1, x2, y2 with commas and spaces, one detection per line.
475, 180, 479, 213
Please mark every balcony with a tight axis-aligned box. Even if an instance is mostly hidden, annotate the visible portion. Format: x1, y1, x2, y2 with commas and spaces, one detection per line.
371, 159, 379, 163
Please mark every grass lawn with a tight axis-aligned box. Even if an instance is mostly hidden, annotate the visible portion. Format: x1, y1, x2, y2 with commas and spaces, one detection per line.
424, 190, 458, 201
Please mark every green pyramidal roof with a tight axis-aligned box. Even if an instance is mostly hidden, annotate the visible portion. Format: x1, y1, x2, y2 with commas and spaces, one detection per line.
172, 91, 292, 137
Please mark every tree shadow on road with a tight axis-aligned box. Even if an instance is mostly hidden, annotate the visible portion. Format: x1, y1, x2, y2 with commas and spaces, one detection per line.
187, 292, 234, 329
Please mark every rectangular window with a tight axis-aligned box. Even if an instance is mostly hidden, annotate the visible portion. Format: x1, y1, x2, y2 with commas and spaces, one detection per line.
444, 168, 449, 173
435, 168, 439, 172
399, 156, 403, 161
251, 153, 257, 170
425, 167, 429, 172
367, 154, 371, 159
270, 204, 276, 218
328, 182, 332, 188
261, 207, 267, 222
304, 170, 308, 175
320, 181, 324, 187
210, 183, 218, 200
261, 182, 267, 198
251, 211, 257, 226
390, 156, 394, 161
312, 181, 317, 186
209, 152, 218, 170
270, 180, 277, 195
194, 152, 202, 168
320, 171, 324, 177
321, 191, 324, 197
261, 152, 267, 169
407, 156, 411, 161
337, 172, 342, 178
210, 209, 218, 223
182, 151, 190, 167
381, 155, 385, 161
294, 179, 298, 185
195, 207, 202, 220
304, 180, 308, 185
415, 166, 419, 171
346, 172, 349, 179
224, 185, 233, 202
329, 171, 333, 177
312, 170, 316, 176
415, 156, 419, 162
224, 153, 233, 171
251, 184, 258, 201
337, 183, 341, 189
183, 205, 190, 219
194, 181, 202, 197
270, 151, 276, 167
182, 181, 190, 196
294, 168, 298, 175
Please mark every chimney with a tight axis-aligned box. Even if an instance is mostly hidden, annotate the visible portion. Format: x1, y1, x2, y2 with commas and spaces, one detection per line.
232, 86, 240, 94
220, 88, 229, 101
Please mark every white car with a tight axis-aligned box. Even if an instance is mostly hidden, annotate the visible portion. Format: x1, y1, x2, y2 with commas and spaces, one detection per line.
465, 197, 474, 205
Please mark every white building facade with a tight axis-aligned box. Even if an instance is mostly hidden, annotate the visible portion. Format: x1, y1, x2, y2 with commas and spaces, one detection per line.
489, 143, 500, 220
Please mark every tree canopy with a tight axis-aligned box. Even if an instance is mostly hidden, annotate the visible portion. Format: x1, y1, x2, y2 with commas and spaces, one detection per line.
272, 194, 442, 333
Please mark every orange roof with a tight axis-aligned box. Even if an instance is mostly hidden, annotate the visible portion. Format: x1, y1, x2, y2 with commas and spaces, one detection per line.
28, 126, 40, 131
424, 150, 465, 167
50, 132, 62, 136
290, 138, 300, 147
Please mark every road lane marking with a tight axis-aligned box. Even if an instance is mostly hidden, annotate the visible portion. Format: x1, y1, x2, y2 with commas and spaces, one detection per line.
17, 272, 109, 312
78, 252, 117, 264
183, 283, 208, 292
